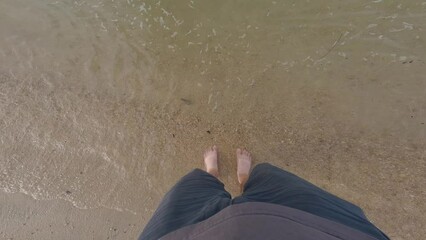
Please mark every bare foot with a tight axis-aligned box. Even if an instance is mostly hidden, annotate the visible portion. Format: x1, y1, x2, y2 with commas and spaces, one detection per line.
204, 145, 219, 177
237, 148, 252, 192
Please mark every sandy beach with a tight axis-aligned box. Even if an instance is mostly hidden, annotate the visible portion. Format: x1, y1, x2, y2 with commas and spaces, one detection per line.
1, 0, 425, 239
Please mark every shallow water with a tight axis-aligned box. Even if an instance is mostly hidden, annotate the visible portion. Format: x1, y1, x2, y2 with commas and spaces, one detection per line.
1, 0, 426, 239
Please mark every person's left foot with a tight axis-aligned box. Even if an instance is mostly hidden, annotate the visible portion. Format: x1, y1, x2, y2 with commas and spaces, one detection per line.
204, 145, 219, 177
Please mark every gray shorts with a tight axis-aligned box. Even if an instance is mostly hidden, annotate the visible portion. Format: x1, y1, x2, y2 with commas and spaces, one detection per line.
139, 163, 389, 240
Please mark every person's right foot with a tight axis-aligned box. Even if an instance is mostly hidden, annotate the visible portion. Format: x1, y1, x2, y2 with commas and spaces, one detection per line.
237, 148, 252, 191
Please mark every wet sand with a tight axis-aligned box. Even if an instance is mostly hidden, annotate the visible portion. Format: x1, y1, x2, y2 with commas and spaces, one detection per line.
1, 0, 425, 239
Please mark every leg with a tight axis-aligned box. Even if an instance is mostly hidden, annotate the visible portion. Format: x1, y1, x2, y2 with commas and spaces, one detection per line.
232, 163, 389, 240
139, 169, 231, 240
139, 146, 231, 240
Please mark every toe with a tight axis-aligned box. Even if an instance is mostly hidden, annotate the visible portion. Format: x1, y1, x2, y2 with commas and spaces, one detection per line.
205, 146, 217, 158
236, 148, 242, 156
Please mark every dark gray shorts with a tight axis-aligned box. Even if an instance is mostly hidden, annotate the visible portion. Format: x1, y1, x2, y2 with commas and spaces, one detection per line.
139, 163, 389, 240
